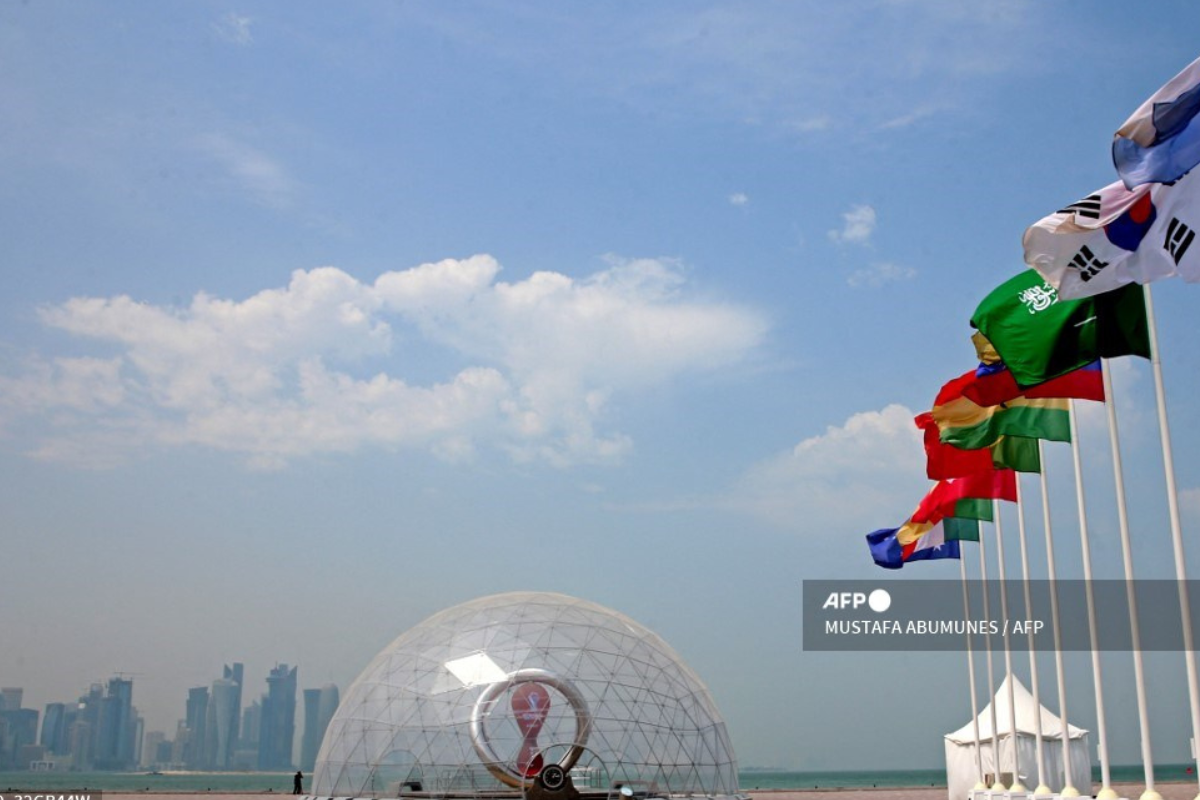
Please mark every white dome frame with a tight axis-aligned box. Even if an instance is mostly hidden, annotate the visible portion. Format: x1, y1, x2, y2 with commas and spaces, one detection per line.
312, 592, 741, 800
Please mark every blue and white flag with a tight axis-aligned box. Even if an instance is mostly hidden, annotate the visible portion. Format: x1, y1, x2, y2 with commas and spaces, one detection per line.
866, 522, 962, 570
1023, 168, 1200, 299
1114, 55, 1200, 188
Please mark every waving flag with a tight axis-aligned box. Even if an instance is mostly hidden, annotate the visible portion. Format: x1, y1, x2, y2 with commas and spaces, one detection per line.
1023, 172, 1200, 298
1113, 55, 1200, 188
931, 369, 1070, 450
971, 269, 1150, 386
867, 520, 972, 569
916, 412, 1040, 480
963, 352, 1104, 408
911, 470, 1016, 525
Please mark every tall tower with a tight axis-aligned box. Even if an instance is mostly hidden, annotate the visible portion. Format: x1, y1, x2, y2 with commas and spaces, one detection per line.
301, 684, 339, 772
184, 686, 209, 769
210, 678, 240, 769
258, 664, 297, 771
223, 663, 243, 763
0, 689, 23, 711
95, 677, 135, 769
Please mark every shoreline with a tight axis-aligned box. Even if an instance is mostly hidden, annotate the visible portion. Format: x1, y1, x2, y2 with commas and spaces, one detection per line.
57, 783, 1199, 800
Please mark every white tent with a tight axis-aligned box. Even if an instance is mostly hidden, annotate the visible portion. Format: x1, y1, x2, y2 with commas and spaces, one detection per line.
944, 674, 1091, 800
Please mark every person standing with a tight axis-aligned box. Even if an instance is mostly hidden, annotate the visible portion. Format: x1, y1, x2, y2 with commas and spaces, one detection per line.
293, 771, 303, 794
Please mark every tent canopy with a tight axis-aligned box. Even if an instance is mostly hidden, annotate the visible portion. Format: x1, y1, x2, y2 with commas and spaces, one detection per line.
945, 674, 1088, 744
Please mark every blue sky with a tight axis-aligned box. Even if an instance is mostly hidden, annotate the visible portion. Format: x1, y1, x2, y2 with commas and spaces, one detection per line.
4, 0, 1200, 773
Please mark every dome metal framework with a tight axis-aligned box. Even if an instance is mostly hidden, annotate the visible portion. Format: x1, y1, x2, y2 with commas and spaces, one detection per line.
312, 592, 740, 800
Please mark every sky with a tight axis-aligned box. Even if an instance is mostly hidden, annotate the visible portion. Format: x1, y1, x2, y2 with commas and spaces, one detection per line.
4, 0, 1200, 775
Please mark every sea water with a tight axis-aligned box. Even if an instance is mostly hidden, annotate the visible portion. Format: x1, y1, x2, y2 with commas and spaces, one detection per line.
0, 765, 1193, 792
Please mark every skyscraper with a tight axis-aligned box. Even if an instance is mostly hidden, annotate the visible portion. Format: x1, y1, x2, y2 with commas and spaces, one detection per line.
184, 686, 209, 770
40, 703, 67, 755
300, 684, 339, 772
0, 688, 23, 711
258, 664, 296, 771
94, 677, 135, 770
210, 678, 240, 769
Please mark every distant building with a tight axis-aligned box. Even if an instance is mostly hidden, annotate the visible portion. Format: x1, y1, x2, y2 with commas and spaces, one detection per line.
258, 664, 297, 771
184, 686, 209, 769
210, 678, 240, 769
94, 677, 136, 770
68, 719, 93, 770
142, 731, 166, 768
0, 688, 23, 711
241, 698, 261, 747
154, 737, 174, 767
300, 684, 339, 772
0, 707, 39, 769
40, 703, 67, 755
224, 664, 243, 760
235, 698, 261, 770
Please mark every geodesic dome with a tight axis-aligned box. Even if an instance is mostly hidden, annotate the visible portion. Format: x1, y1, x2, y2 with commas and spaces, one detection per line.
312, 592, 740, 799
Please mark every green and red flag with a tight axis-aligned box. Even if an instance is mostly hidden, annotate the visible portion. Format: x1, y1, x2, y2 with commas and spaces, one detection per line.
915, 412, 1040, 480
931, 369, 1071, 450
911, 470, 1016, 525
970, 269, 1150, 387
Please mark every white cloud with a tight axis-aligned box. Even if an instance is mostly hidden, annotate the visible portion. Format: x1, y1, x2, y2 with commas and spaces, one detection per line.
213, 13, 254, 46
847, 262, 917, 288
723, 403, 927, 531
6, 255, 767, 469
828, 204, 876, 245
192, 132, 299, 209
729, 192, 749, 206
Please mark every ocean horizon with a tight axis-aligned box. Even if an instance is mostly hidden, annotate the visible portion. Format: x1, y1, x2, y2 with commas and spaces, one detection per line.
0, 764, 1195, 792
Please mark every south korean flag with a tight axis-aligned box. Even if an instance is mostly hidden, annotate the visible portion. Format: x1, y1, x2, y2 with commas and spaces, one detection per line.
1023, 168, 1200, 300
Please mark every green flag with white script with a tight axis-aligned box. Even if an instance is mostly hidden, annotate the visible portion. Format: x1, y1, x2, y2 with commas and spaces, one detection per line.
971, 269, 1150, 387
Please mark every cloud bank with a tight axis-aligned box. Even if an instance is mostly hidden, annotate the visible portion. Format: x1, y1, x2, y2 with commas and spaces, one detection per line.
725, 404, 927, 531
0, 255, 766, 469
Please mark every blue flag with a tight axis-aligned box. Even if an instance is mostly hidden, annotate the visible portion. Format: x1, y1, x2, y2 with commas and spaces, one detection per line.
1114, 55, 1200, 188
866, 523, 962, 570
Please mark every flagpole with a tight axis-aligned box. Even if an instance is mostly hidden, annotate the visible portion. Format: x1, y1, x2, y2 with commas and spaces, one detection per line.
993, 500, 1025, 793
962, 555, 987, 792
979, 526, 1003, 791
1103, 359, 1160, 800
1037, 438, 1078, 796
1143, 285, 1200, 800
1069, 398, 1116, 799
1014, 476, 1049, 795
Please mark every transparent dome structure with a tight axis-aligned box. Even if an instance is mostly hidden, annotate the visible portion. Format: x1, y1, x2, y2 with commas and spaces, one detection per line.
313, 592, 740, 799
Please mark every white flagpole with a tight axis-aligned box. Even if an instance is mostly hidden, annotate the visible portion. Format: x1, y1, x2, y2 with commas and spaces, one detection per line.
1143, 285, 1200, 800
962, 555, 987, 791
979, 525, 1002, 790
1103, 360, 1160, 800
1069, 398, 1116, 799
1037, 438, 1078, 796
993, 500, 1026, 792
1014, 476, 1049, 795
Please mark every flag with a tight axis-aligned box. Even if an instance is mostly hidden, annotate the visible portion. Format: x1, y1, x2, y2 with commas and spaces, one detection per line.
971, 269, 1150, 386
931, 369, 1071, 449
962, 355, 1105, 408
1023, 173, 1200, 298
911, 470, 1016, 525
916, 411, 1041, 480
1113, 55, 1200, 188
867, 520, 969, 569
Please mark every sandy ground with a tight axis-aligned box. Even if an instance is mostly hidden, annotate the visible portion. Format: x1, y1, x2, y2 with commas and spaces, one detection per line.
86, 785, 1198, 800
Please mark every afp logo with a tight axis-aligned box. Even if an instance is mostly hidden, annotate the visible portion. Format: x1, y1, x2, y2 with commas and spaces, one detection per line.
822, 589, 891, 613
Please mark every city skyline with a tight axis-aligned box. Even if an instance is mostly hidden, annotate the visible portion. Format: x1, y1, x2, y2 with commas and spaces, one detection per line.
1, 663, 338, 772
